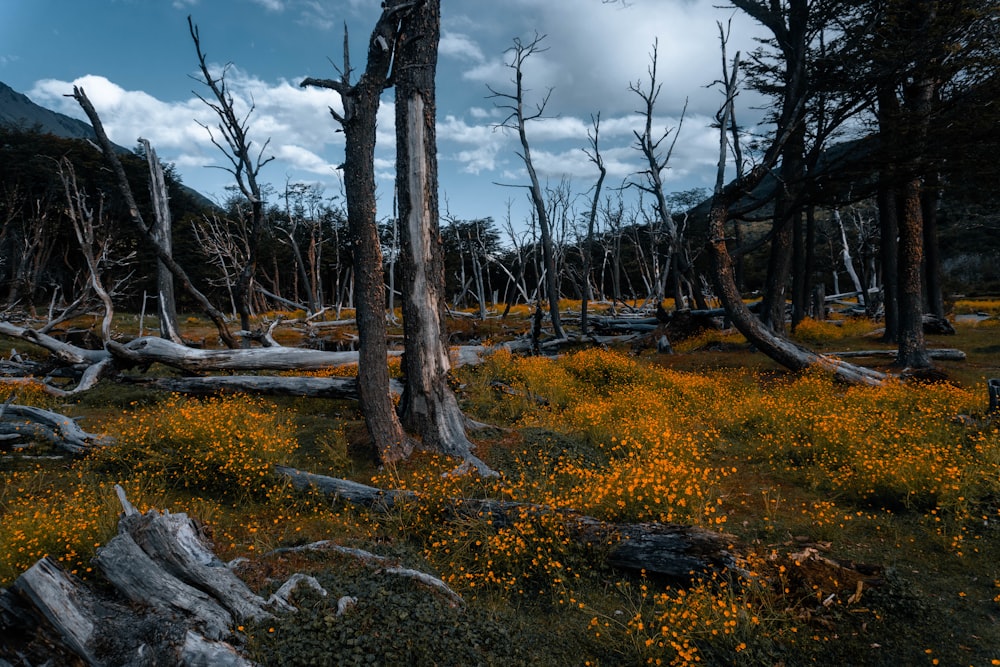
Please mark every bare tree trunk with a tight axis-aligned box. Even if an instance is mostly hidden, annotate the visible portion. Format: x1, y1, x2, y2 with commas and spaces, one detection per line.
301, 7, 412, 463
140, 138, 183, 344
581, 114, 607, 336
488, 35, 565, 339
922, 170, 945, 319
897, 177, 930, 368
393, 0, 493, 475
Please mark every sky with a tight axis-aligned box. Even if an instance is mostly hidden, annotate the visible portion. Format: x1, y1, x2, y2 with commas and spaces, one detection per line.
0, 0, 771, 229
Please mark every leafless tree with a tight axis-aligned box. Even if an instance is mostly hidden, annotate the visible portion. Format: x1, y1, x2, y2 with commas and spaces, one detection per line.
188, 16, 274, 335
487, 33, 566, 339
71, 86, 238, 347
56, 158, 116, 343
139, 138, 183, 343
301, 5, 413, 463
393, 0, 493, 475
580, 114, 607, 336
627, 39, 686, 307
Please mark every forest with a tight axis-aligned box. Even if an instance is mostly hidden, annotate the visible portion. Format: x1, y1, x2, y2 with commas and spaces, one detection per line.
2, 0, 1000, 665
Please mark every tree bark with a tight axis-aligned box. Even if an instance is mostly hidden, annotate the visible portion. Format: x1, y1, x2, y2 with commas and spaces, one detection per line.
896, 176, 931, 368
392, 0, 493, 476
301, 8, 415, 464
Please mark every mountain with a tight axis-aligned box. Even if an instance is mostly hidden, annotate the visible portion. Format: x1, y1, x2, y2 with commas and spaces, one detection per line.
0, 80, 215, 209
0, 80, 129, 152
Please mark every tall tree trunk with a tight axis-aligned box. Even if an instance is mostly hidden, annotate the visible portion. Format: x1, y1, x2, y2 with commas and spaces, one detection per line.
877, 179, 901, 343
393, 0, 493, 476
141, 139, 183, 344
300, 7, 412, 463
922, 170, 944, 318
896, 177, 930, 368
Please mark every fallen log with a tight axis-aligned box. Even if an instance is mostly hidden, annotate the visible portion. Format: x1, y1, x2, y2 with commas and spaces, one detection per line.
108, 336, 396, 372
274, 466, 738, 579
0, 320, 109, 366
121, 374, 405, 400
0, 404, 109, 454
825, 348, 966, 361
0, 487, 270, 665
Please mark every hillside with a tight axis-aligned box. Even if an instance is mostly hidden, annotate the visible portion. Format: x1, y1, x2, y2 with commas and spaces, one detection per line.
0, 80, 214, 210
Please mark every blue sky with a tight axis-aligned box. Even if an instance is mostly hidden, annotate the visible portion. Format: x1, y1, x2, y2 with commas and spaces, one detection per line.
1, 0, 769, 229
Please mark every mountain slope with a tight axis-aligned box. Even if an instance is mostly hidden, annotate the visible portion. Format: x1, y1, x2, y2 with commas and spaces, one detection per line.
0, 80, 216, 209
0, 80, 129, 151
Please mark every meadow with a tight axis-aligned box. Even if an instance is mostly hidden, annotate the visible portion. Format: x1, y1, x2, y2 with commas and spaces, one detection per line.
2, 307, 1000, 665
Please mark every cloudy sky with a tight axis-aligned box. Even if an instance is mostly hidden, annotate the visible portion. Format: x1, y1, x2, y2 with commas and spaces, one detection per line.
1, 0, 770, 225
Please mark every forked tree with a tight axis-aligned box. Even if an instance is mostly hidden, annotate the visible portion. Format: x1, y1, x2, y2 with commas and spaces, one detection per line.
301, 6, 413, 464
188, 16, 273, 334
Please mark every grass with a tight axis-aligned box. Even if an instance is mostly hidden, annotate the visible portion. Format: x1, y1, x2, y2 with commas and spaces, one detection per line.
2, 307, 1000, 665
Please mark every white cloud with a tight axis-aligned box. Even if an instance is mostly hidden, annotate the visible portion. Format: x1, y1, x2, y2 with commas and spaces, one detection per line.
27, 71, 365, 199
440, 32, 485, 62
171, 0, 198, 8
249, 0, 285, 11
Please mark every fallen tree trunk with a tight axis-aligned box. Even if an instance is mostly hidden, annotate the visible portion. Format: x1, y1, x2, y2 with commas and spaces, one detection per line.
1, 488, 268, 665
108, 336, 396, 372
274, 466, 738, 579
0, 319, 109, 366
121, 374, 404, 399
0, 404, 109, 454
826, 348, 966, 361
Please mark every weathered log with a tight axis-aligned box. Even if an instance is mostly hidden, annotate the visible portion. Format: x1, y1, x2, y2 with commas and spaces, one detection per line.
119, 508, 272, 623
275, 466, 737, 579
0, 404, 109, 453
0, 489, 273, 665
922, 313, 956, 335
121, 374, 405, 400
94, 530, 235, 640
9, 557, 103, 664
0, 320, 109, 366
108, 336, 393, 372
825, 348, 966, 361
989, 378, 1000, 414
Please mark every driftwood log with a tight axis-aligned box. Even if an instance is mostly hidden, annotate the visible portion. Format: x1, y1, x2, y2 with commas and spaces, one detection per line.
120, 374, 405, 400
275, 466, 738, 579
0, 487, 269, 666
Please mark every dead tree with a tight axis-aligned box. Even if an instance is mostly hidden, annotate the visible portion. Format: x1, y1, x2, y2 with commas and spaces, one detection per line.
70, 86, 238, 348
580, 114, 607, 336
140, 138, 183, 344
627, 39, 686, 307
188, 16, 274, 335
487, 33, 566, 339
300, 6, 414, 464
55, 158, 116, 344
393, 0, 494, 475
